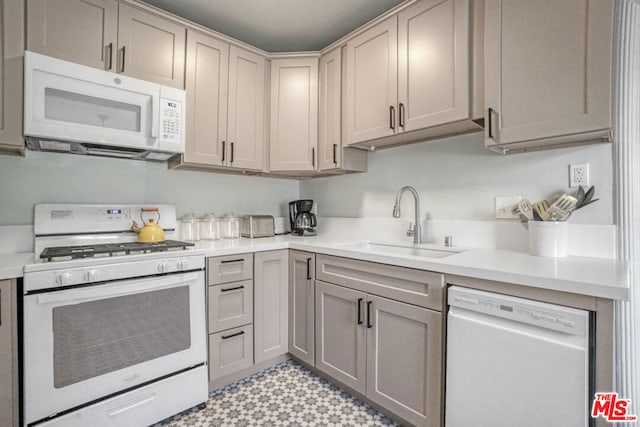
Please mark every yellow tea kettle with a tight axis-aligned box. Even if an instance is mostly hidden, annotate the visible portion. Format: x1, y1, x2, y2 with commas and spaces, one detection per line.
130, 208, 166, 243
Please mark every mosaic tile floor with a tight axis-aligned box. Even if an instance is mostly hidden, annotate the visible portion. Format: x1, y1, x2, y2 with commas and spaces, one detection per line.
155, 360, 400, 426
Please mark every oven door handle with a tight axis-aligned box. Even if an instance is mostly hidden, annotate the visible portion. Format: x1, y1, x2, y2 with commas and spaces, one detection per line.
35, 272, 199, 305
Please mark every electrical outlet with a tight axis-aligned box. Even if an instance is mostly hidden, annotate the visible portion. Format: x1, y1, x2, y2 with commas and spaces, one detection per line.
569, 163, 590, 188
495, 196, 522, 219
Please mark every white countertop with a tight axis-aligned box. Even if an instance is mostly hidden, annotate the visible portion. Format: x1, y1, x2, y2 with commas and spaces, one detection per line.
191, 235, 629, 301
3, 235, 629, 300
0, 252, 34, 280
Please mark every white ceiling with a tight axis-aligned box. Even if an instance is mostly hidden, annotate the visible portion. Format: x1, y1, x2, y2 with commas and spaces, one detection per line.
140, 0, 406, 52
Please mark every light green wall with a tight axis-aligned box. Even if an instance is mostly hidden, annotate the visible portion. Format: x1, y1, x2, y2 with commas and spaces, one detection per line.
300, 133, 613, 225
0, 133, 614, 226
0, 151, 299, 225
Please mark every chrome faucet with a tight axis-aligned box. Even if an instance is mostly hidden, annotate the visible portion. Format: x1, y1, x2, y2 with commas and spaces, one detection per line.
392, 186, 421, 244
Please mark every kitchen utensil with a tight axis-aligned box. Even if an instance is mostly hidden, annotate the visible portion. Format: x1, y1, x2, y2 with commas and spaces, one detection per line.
575, 186, 586, 207
577, 185, 596, 209
547, 194, 578, 221
532, 200, 551, 221
179, 213, 200, 241
575, 198, 600, 210
241, 215, 275, 238
514, 199, 534, 222
130, 207, 166, 242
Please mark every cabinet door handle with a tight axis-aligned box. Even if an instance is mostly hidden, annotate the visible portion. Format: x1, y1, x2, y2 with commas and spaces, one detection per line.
357, 298, 363, 325
399, 103, 405, 128
220, 258, 243, 264
332, 144, 337, 165
106, 42, 113, 70
221, 140, 226, 163
311, 147, 315, 168
220, 285, 244, 292
221, 330, 245, 340
306, 257, 312, 280
488, 108, 495, 139
230, 142, 235, 163
120, 46, 126, 73
389, 106, 396, 130
366, 301, 373, 328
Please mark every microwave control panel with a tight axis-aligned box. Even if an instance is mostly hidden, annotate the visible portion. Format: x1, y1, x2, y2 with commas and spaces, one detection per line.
159, 99, 183, 143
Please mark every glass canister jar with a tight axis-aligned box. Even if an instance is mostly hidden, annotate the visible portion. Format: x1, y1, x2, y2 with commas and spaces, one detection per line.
200, 213, 220, 240
179, 213, 200, 241
220, 213, 240, 239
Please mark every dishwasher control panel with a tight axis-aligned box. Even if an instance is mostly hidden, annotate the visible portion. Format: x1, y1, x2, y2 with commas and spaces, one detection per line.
448, 286, 589, 337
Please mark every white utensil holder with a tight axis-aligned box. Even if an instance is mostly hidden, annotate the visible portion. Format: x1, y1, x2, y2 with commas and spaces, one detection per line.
528, 221, 568, 257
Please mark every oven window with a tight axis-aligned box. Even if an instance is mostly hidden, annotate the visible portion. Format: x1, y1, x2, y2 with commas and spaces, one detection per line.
52, 286, 191, 388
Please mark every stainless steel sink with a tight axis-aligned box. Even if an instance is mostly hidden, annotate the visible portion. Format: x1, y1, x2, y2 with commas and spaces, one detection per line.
334, 241, 462, 259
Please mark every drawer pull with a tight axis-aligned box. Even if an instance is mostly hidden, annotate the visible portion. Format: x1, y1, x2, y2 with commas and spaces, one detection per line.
221, 330, 245, 340
366, 301, 373, 328
220, 258, 244, 264
357, 298, 363, 325
220, 285, 244, 292
306, 257, 312, 280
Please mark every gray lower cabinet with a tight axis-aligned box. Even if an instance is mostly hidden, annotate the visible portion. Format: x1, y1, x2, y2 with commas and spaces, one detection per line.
0, 279, 18, 427
315, 280, 367, 394
207, 253, 254, 381
314, 255, 444, 427
208, 325, 254, 379
254, 250, 289, 363
288, 250, 315, 366
365, 295, 442, 427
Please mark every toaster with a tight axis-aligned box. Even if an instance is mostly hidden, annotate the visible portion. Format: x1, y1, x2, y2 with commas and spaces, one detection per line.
241, 215, 275, 238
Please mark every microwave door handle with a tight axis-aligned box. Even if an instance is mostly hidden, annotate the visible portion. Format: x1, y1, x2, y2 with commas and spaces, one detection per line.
35, 272, 198, 305
151, 94, 160, 140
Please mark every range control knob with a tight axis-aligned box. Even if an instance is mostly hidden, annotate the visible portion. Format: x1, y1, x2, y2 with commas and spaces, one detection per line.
55, 272, 72, 286
158, 261, 170, 273
83, 269, 98, 281
177, 259, 188, 271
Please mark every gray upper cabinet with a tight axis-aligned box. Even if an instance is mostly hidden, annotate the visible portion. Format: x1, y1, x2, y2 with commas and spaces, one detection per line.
27, 0, 118, 70
344, 0, 477, 150
318, 47, 342, 171
0, 0, 24, 155
27, 0, 186, 88
288, 251, 315, 366
269, 57, 319, 172
397, 0, 470, 131
226, 46, 266, 170
254, 250, 289, 364
176, 31, 266, 171
344, 16, 398, 145
484, 0, 614, 153
117, 3, 186, 88
0, 280, 18, 427
183, 30, 229, 166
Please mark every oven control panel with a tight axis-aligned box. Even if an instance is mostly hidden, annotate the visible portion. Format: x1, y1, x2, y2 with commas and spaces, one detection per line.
24, 254, 205, 292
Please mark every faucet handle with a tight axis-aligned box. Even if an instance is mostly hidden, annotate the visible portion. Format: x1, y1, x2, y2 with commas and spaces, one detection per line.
406, 222, 414, 237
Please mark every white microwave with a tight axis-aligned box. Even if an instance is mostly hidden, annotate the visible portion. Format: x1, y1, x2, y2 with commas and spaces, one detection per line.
23, 51, 185, 161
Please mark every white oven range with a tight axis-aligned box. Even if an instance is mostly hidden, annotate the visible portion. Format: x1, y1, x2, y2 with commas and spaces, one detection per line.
22, 204, 208, 427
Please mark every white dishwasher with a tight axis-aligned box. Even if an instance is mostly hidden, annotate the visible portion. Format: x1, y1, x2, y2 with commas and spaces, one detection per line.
445, 286, 592, 427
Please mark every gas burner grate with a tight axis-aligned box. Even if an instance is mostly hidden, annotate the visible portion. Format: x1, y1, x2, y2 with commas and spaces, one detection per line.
39, 240, 195, 262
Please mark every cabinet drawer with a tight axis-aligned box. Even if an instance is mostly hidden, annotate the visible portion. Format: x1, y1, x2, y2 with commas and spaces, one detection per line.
208, 253, 253, 285
316, 254, 444, 311
208, 280, 253, 333
208, 325, 254, 379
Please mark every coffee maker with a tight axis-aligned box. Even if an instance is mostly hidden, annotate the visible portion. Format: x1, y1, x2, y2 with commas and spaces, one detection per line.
289, 200, 317, 236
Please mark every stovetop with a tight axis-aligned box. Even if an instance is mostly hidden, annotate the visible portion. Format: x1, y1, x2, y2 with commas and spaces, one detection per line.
39, 240, 195, 262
